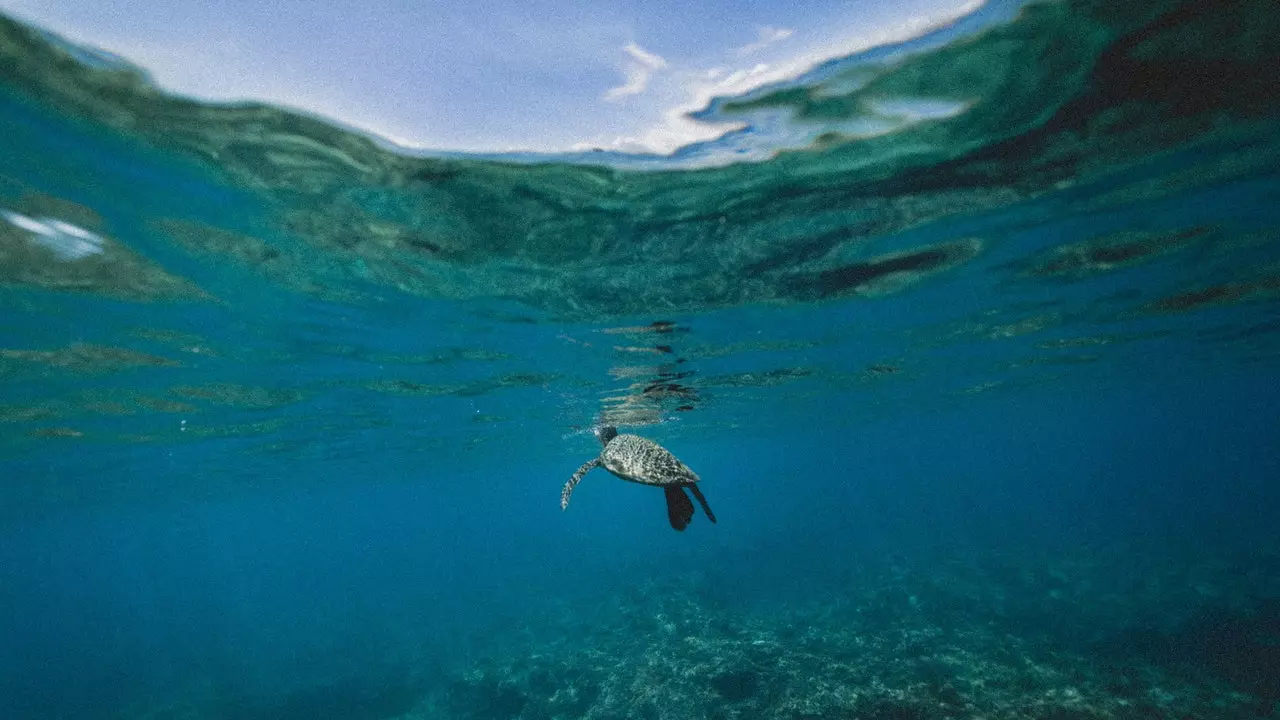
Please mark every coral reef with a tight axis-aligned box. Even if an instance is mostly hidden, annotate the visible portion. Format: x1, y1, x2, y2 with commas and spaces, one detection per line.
416, 548, 1280, 720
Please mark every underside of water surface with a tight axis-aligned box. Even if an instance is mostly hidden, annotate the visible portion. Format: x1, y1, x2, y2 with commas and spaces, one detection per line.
1, 0, 1279, 718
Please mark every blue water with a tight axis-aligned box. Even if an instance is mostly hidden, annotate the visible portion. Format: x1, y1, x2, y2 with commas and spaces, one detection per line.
3, 1, 1280, 718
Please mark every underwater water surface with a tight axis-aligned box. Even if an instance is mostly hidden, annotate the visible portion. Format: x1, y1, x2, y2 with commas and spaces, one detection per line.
2, 0, 1280, 718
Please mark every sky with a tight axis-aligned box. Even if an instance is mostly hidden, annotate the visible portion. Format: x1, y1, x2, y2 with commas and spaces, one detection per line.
1, 0, 982, 155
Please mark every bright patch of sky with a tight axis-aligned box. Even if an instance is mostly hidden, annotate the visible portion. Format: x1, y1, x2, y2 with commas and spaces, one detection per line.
1, 0, 983, 155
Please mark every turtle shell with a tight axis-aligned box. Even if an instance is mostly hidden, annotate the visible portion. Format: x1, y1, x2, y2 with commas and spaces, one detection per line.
600, 434, 700, 486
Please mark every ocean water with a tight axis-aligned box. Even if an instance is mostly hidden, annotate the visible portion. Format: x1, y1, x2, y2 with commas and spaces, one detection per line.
2, 0, 1280, 718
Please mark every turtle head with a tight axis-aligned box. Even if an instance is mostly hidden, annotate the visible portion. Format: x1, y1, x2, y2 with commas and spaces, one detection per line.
594, 425, 618, 446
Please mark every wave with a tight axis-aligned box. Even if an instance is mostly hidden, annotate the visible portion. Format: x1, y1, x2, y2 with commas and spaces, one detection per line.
2, 0, 1279, 319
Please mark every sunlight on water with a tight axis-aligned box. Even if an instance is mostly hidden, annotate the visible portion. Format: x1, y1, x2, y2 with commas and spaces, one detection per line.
2, 209, 106, 260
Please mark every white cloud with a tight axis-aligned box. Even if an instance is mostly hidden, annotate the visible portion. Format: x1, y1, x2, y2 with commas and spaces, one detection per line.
735, 26, 795, 56
623, 42, 666, 69
604, 42, 667, 101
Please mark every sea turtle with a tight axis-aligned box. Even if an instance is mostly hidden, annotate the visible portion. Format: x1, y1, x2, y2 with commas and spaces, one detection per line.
561, 425, 716, 531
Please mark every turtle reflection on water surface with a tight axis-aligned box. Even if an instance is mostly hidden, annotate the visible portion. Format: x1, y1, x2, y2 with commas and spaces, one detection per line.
560, 426, 716, 532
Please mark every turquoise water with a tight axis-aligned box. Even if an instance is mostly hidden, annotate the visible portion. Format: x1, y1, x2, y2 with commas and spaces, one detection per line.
3, 0, 1280, 718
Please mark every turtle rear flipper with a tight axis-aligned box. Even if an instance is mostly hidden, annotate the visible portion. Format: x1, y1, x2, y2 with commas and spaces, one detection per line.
561, 458, 601, 510
687, 484, 716, 524
664, 486, 695, 531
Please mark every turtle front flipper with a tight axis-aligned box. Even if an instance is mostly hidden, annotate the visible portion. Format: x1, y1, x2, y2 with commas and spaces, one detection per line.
561, 458, 601, 510
664, 486, 695, 531
687, 484, 716, 524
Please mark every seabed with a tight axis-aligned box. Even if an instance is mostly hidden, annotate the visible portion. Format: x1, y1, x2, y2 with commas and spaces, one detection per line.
132, 544, 1280, 720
